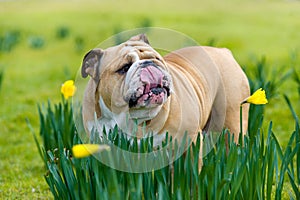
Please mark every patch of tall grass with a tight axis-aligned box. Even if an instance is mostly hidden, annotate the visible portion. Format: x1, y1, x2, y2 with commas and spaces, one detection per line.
32, 72, 300, 199
0, 31, 20, 52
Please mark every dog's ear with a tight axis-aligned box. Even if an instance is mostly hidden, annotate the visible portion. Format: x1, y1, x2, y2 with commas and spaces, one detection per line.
81, 48, 103, 81
129, 34, 150, 44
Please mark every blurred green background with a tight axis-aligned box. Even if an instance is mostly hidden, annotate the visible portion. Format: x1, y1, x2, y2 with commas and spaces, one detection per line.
0, 0, 299, 198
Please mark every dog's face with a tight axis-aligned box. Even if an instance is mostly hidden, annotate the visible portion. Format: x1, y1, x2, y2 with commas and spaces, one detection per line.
81, 34, 172, 121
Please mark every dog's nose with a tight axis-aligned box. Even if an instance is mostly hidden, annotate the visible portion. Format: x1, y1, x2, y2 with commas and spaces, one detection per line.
140, 60, 155, 68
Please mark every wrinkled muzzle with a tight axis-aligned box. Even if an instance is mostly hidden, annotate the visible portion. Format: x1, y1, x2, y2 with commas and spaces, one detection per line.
124, 60, 171, 108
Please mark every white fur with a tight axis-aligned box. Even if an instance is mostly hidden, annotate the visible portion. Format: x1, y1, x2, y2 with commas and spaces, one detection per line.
87, 96, 166, 146
87, 97, 117, 135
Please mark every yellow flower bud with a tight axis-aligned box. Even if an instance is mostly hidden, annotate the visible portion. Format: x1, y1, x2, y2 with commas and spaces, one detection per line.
242, 88, 268, 105
61, 80, 76, 100
72, 144, 110, 158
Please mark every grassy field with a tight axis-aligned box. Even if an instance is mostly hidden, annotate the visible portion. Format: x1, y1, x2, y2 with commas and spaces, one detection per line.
0, 0, 299, 198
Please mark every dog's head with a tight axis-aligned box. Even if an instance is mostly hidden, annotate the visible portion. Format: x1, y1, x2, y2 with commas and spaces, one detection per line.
81, 34, 172, 122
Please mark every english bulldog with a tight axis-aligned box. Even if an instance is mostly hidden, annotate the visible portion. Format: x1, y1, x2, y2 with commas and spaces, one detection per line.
81, 34, 249, 151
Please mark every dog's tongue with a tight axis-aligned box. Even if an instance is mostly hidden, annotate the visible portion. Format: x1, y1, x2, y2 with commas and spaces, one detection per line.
140, 66, 163, 93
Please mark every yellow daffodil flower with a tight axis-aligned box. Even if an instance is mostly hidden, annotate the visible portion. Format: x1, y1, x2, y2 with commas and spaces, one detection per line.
72, 144, 110, 158
61, 80, 76, 100
241, 88, 268, 105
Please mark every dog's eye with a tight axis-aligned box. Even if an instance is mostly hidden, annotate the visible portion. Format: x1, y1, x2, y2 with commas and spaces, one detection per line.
116, 63, 132, 75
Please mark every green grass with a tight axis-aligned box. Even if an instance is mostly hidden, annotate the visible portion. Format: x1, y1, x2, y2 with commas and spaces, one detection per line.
0, 0, 299, 198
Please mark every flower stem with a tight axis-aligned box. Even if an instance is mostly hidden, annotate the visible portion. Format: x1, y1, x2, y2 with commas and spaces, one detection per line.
239, 104, 243, 145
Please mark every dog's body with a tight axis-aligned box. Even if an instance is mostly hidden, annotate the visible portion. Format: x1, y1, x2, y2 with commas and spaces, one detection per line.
81, 34, 249, 147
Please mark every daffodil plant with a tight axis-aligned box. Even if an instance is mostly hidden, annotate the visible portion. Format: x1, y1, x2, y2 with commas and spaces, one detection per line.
240, 88, 268, 140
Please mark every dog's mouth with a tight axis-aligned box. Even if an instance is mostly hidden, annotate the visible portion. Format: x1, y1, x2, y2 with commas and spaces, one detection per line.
126, 62, 171, 108
129, 85, 170, 108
